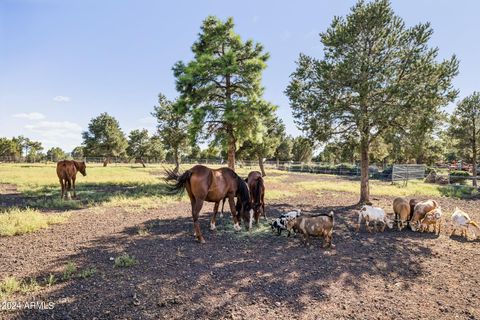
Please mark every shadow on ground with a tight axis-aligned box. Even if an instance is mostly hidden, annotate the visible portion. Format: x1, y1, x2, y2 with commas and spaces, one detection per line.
0, 181, 176, 212
12, 204, 434, 319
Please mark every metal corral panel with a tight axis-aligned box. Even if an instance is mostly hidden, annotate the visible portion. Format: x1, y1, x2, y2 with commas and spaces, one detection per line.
392, 164, 426, 182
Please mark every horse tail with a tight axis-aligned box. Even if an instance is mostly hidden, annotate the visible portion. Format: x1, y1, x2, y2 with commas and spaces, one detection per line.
165, 168, 192, 194
255, 176, 264, 208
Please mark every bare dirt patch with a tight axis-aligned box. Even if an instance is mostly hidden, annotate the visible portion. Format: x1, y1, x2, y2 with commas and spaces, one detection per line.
0, 177, 479, 319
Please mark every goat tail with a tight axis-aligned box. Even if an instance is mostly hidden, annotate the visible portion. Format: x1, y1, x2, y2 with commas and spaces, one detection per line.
469, 220, 480, 230
164, 168, 191, 194
329, 211, 335, 225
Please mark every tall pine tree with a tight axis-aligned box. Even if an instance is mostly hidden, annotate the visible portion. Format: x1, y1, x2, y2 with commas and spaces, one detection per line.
173, 16, 271, 170
286, 0, 458, 203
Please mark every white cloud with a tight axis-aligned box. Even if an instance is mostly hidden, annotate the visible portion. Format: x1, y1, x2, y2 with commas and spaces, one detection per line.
25, 120, 83, 150
25, 120, 82, 135
53, 95, 71, 102
13, 112, 46, 120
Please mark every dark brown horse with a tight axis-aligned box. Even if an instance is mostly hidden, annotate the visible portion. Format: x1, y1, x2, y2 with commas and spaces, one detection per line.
165, 165, 253, 243
247, 171, 266, 224
56, 160, 87, 199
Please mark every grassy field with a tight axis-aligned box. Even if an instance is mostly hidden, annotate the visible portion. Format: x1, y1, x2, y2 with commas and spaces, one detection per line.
0, 162, 477, 236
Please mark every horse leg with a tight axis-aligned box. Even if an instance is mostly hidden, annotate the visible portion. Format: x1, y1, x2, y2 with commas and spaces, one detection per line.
65, 178, 72, 200
261, 193, 266, 220
192, 199, 205, 243
72, 176, 77, 199
220, 197, 226, 218
59, 179, 65, 200
210, 202, 219, 231
228, 195, 241, 231
189, 197, 197, 237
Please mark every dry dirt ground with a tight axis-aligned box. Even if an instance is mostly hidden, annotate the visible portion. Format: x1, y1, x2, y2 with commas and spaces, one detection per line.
0, 175, 479, 320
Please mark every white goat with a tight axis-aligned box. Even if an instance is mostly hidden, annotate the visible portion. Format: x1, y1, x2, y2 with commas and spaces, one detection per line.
355, 205, 394, 232
450, 207, 480, 240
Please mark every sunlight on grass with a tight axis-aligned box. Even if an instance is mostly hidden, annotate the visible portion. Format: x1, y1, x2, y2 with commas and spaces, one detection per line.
102, 193, 187, 210
295, 179, 446, 197
264, 189, 298, 200
0, 207, 68, 236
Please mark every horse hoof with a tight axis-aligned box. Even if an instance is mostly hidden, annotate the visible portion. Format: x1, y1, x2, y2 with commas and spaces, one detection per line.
210, 223, 216, 231
233, 223, 241, 231
199, 238, 206, 244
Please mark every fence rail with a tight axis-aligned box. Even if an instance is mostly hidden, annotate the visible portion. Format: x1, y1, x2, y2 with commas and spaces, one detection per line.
0, 156, 477, 186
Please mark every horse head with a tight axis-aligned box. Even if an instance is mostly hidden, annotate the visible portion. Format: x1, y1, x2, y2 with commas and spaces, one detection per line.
236, 177, 254, 230
75, 161, 87, 176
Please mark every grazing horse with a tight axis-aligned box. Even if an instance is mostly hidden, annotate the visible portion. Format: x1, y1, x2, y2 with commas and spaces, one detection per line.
247, 171, 266, 224
165, 165, 253, 243
56, 160, 87, 199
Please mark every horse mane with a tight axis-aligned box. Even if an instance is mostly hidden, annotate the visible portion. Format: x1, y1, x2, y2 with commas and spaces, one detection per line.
72, 160, 80, 170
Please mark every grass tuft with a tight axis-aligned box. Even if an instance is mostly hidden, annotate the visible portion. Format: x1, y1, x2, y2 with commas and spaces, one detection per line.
44, 274, 57, 287
114, 253, 138, 268
77, 267, 97, 279
0, 276, 21, 298
62, 262, 77, 281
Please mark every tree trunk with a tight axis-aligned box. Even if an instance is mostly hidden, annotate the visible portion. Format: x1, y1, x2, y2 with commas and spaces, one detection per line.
174, 148, 180, 173
227, 136, 236, 170
258, 155, 266, 177
473, 133, 477, 187
136, 158, 146, 168
103, 157, 111, 167
359, 140, 370, 204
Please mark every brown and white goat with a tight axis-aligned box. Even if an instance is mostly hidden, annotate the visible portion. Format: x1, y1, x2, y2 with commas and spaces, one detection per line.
286, 212, 334, 248
419, 208, 442, 235
410, 200, 440, 232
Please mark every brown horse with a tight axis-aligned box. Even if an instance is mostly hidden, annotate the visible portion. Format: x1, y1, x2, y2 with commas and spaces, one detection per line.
247, 171, 266, 224
165, 165, 253, 243
56, 160, 87, 199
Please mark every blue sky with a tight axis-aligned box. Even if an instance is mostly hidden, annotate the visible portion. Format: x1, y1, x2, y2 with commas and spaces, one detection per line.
1, 0, 479, 151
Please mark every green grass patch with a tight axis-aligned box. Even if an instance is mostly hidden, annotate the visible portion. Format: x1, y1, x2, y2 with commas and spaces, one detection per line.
0, 276, 40, 298
0, 208, 68, 236
0, 276, 21, 298
77, 267, 97, 279
62, 262, 77, 281
217, 218, 272, 239
44, 274, 57, 287
114, 253, 138, 268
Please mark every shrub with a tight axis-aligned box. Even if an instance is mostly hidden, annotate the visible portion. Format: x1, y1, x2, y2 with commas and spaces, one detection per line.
450, 170, 470, 185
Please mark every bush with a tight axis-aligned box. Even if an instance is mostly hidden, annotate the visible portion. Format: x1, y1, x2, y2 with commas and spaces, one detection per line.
449, 170, 470, 185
